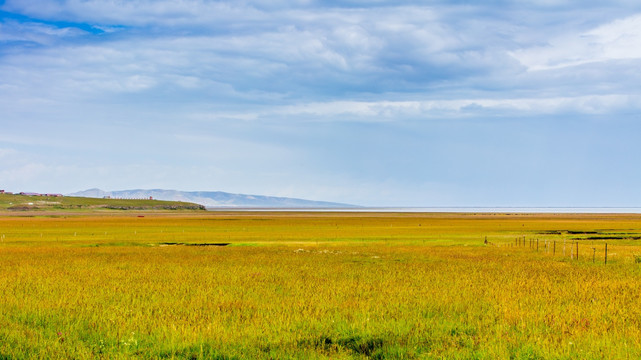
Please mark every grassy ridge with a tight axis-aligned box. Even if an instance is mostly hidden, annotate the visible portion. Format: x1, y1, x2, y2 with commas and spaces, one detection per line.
1, 213, 641, 358
0, 193, 205, 211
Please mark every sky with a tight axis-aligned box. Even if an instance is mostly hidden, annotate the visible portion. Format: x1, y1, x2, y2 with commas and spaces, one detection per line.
1, 0, 641, 207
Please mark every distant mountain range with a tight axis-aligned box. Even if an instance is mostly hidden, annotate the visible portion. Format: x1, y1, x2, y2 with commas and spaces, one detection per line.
68, 189, 357, 208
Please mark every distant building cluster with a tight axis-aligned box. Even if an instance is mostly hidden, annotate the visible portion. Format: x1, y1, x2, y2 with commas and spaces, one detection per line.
103, 195, 155, 200
0, 190, 63, 197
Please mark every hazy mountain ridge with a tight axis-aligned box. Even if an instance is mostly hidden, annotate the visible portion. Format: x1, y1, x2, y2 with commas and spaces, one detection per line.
68, 189, 357, 208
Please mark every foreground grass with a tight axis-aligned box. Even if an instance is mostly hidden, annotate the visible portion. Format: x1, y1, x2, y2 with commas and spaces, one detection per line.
1, 213, 641, 359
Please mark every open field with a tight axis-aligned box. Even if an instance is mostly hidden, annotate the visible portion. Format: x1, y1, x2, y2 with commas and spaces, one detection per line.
2, 212, 641, 359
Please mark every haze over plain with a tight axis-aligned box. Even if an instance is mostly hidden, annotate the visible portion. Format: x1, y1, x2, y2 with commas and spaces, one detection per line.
1, 1, 640, 206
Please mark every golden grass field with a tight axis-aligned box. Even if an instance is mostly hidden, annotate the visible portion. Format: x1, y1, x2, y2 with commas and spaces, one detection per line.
2, 211, 641, 359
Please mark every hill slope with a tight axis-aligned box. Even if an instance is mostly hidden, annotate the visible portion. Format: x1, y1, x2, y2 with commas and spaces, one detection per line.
69, 189, 357, 208
0, 192, 205, 211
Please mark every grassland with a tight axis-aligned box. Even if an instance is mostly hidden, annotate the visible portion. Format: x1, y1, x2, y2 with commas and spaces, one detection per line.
0, 193, 205, 212
2, 212, 641, 359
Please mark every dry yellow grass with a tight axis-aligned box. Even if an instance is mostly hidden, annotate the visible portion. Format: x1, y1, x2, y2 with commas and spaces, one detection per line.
1, 212, 641, 359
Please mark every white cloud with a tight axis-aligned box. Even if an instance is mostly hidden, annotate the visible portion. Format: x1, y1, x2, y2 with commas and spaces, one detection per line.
2, 2, 639, 124
511, 13, 641, 71
0, 20, 86, 45
195, 94, 637, 122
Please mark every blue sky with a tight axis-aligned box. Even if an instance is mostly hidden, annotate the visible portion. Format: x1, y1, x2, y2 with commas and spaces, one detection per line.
1, 0, 641, 206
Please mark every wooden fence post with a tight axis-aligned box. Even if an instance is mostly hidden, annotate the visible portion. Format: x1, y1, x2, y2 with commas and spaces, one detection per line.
605, 243, 608, 265
571, 242, 573, 260
547, 240, 550, 253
